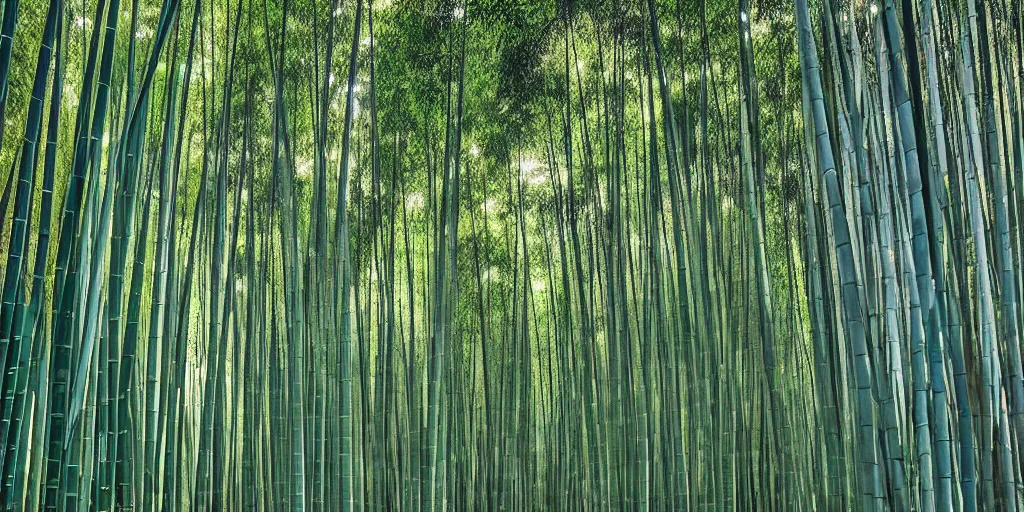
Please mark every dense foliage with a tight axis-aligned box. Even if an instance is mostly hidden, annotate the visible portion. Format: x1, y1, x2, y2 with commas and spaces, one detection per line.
0, 0, 1021, 509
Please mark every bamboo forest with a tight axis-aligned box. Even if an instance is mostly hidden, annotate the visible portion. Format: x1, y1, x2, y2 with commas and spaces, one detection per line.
1, 0, 1024, 508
